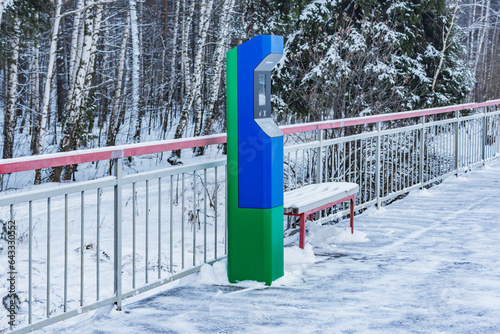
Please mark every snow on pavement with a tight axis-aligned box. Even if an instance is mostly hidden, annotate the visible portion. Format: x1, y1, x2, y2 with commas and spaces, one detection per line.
49, 160, 500, 333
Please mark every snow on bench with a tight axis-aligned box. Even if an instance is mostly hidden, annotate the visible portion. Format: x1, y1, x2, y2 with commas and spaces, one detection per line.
284, 182, 359, 249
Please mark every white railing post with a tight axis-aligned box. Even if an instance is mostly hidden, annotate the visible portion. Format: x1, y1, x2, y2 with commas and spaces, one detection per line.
316, 128, 323, 222
316, 128, 323, 184
375, 122, 381, 209
419, 116, 425, 187
113, 157, 123, 311
454, 110, 459, 175
482, 107, 487, 164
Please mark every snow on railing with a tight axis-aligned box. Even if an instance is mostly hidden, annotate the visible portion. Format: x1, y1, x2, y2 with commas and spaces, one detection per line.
0, 99, 499, 333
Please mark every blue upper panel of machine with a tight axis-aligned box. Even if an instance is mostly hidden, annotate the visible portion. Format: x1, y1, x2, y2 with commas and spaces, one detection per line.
237, 35, 284, 209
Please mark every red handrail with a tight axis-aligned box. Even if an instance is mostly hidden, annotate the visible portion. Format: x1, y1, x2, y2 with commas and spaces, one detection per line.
1, 99, 499, 175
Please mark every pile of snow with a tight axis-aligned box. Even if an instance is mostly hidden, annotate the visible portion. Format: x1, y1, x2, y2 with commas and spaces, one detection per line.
306, 221, 369, 248
195, 259, 230, 286
193, 221, 368, 286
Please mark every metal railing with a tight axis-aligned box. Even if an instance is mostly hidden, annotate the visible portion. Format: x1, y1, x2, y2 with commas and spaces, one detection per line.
0, 99, 499, 332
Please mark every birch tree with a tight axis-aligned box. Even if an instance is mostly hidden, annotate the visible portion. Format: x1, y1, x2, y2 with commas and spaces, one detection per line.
194, 0, 235, 156
54, 1, 103, 181
168, 0, 195, 164
129, 0, 141, 142
164, 0, 181, 133
192, 0, 215, 139
432, 0, 460, 93
107, 13, 130, 147
2, 18, 20, 161
33, 0, 62, 184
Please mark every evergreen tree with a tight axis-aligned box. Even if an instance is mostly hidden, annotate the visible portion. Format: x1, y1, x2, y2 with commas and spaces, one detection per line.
261, 0, 473, 121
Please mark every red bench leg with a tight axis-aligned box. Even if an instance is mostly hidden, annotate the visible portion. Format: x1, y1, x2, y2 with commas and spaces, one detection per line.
299, 213, 306, 249
350, 195, 355, 234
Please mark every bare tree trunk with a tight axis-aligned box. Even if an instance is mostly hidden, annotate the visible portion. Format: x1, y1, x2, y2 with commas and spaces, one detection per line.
34, 0, 62, 184
0, 0, 4, 27
1, 19, 20, 190
192, 0, 215, 139
194, 0, 235, 156
129, 0, 141, 142
168, 0, 195, 164
3, 19, 20, 161
472, 0, 487, 80
432, 0, 460, 93
164, 0, 181, 134
53, 1, 103, 181
478, 0, 491, 99
107, 13, 130, 147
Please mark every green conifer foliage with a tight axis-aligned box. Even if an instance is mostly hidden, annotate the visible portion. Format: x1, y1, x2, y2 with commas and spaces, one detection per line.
261, 0, 473, 120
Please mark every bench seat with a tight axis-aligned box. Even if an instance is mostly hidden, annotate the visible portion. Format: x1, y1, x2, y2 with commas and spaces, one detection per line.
284, 182, 359, 248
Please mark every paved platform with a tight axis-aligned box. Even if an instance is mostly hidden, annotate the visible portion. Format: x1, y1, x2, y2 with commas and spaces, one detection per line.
51, 160, 500, 333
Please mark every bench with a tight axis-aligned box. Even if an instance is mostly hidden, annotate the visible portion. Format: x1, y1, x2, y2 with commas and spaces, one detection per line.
284, 182, 359, 249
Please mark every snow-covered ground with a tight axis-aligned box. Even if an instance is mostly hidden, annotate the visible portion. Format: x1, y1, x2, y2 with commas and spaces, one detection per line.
45, 158, 500, 333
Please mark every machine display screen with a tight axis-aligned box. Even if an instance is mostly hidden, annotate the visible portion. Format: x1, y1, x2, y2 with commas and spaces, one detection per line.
254, 71, 271, 119
258, 74, 266, 106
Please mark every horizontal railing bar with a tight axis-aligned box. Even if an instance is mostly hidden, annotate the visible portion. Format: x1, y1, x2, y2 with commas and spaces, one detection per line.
0, 134, 227, 175
280, 99, 500, 135
121, 159, 226, 185
121, 256, 225, 300
2, 101, 499, 176
284, 124, 423, 154
10, 295, 118, 334
284, 140, 321, 153
0, 176, 117, 206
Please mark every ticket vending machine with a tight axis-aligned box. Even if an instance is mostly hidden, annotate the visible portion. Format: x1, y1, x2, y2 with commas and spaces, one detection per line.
226, 35, 284, 285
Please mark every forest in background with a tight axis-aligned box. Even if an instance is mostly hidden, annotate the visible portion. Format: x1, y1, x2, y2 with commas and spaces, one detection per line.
0, 0, 499, 186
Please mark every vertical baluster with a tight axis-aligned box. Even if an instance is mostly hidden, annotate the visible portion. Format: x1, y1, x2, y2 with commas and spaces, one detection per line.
80, 191, 84, 306
363, 139, 368, 203
28, 201, 32, 323
64, 194, 68, 312
354, 140, 358, 197
375, 123, 381, 208
9, 205, 15, 329
348, 141, 352, 184
96, 188, 101, 301
132, 182, 137, 289
158, 177, 162, 279
308, 148, 312, 185
214, 167, 218, 259
182, 173, 185, 268
47, 198, 51, 318
287, 152, 291, 189
302, 149, 305, 186
193, 171, 197, 266
295, 150, 299, 189
456, 120, 459, 168
145, 180, 149, 283
132, 183, 136, 288
419, 116, 425, 187
317, 129, 323, 184
224, 166, 228, 255
401, 132, 405, 191
113, 158, 123, 310
204, 169, 207, 263
170, 175, 174, 274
